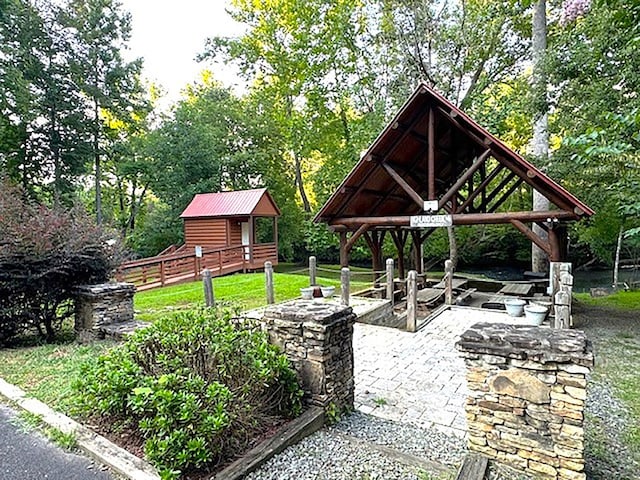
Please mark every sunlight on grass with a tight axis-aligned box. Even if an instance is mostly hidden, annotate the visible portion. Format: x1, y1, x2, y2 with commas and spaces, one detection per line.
574, 290, 640, 311
0, 339, 116, 412
134, 271, 370, 322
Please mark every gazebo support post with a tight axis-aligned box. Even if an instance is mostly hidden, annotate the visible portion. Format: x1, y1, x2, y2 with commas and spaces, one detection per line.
390, 229, 409, 282
410, 230, 423, 275
363, 230, 386, 285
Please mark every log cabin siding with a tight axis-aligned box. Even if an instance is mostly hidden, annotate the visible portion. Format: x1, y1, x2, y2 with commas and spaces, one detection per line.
184, 218, 228, 248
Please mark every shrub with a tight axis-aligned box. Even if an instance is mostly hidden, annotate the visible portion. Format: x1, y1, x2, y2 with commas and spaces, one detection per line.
0, 179, 121, 344
71, 307, 303, 478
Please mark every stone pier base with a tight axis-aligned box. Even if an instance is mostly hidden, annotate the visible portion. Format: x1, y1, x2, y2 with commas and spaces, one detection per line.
263, 300, 356, 412
74, 283, 136, 341
456, 323, 594, 480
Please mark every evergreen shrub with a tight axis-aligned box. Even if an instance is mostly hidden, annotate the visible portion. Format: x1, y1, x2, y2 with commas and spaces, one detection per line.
71, 307, 303, 479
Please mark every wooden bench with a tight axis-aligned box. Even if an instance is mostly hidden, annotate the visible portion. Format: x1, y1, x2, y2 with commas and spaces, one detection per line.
455, 288, 477, 306
498, 283, 534, 297
433, 278, 468, 290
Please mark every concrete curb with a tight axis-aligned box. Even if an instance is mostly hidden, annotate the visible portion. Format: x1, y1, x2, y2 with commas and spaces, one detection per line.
0, 378, 160, 480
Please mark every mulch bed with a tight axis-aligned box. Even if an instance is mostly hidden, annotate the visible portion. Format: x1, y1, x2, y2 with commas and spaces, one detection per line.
87, 415, 291, 479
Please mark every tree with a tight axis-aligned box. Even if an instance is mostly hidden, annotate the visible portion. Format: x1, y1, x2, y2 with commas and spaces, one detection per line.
63, 0, 145, 225
203, 0, 381, 213
549, 0, 640, 274
531, 0, 550, 273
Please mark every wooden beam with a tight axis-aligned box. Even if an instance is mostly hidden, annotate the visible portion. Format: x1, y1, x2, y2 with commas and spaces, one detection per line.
330, 210, 577, 228
382, 162, 424, 210
437, 106, 491, 150
458, 164, 504, 212
475, 171, 517, 212
548, 227, 562, 262
438, 149, 491, 209
510, 219, 552, 256
428, 107, 436, 200
345, 223, 370, 251
367, 144, 428, 214
488, 177, 525, 213
331, 116, 427, 218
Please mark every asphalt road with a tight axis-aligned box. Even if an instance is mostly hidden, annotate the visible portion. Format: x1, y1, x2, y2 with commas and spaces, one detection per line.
0, 402, 115, 480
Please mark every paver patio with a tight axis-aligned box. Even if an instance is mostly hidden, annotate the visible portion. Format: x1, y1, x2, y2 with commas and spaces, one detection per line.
353, 307, 515, 437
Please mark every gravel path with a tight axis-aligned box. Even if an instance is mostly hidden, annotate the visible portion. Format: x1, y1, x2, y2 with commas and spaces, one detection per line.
246, 411, 462, 480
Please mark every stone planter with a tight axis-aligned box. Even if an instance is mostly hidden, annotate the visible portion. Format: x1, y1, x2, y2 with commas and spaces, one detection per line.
523, 304, 548, 325
504, 298, 526, 317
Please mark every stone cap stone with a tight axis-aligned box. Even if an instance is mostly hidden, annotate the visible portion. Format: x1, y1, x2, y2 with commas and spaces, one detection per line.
456, 322, 594, 367
74, 282, 136, 297
264, 300, 353, 325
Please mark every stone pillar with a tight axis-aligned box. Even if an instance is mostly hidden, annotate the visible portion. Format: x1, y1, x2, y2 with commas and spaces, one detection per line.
263, 300, 356, 412
456, 323, 593, 480
74, 283, 136, 341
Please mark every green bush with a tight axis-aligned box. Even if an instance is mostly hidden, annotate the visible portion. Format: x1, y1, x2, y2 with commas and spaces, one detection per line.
72, 307, 302, 478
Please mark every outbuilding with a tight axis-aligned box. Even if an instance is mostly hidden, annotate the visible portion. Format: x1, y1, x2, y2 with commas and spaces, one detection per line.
180, 188, 280, 269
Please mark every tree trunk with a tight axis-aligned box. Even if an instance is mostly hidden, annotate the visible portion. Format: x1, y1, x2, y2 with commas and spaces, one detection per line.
293, 151, 311, 212
447, 226, 458, 269
613, 223, 624, 288
94, 98, 102, 225
531, 0, 549, 273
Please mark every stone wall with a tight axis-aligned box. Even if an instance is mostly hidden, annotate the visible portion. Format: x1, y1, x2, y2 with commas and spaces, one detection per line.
74, 283, 136, 341
263, 300, 356, 411
456, 323, 594, 480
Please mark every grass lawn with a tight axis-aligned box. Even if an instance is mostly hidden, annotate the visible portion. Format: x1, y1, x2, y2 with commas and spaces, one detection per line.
134, 270, 370, 322
0, 326, 116, 413
574, 289, 640, 310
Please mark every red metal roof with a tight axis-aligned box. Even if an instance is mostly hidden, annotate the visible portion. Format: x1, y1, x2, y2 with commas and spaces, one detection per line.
180, 188, 280, 218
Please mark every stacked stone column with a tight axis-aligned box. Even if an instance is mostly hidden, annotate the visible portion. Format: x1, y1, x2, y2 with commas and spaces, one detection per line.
74, 283, 136, 341
456, 323, 593, 480
263, 300, 355, 411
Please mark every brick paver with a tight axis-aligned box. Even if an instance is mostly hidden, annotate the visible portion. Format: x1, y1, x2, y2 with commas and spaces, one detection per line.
353, 307, 514, 437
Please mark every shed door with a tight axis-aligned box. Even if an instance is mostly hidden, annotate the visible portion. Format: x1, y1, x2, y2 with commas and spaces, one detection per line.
241, 222, 250, 260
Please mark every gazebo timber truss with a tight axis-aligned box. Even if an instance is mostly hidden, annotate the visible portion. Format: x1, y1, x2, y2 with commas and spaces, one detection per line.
314, 83, 594, 277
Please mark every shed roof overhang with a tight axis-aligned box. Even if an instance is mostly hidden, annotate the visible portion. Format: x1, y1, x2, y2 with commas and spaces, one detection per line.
314, 83, 593, 232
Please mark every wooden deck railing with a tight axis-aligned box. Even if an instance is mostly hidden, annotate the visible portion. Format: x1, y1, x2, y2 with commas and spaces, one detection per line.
116, 243, 278, 291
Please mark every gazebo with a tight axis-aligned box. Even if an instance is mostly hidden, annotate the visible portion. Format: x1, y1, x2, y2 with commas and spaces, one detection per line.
314, 83, 593, 278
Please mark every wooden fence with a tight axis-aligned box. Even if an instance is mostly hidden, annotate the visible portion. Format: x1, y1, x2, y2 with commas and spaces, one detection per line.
116, 243, 278, 291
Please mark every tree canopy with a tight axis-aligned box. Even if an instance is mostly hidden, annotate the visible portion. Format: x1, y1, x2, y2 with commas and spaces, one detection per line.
1, 0, 637, 269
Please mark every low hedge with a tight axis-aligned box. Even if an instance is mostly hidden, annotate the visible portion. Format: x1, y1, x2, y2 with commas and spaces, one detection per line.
72, 307, 302, 479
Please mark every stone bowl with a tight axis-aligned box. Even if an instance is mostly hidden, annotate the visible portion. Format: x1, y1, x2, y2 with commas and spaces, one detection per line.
300, 287, 314, 300
523, 304, 548, 326
504, 298, 526, 317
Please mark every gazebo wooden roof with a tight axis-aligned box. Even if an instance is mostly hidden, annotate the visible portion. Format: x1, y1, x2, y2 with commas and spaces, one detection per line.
314, 83, 593, 271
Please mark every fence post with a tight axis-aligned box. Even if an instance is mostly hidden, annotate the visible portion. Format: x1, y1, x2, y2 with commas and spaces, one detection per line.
202, 268, 215, 307
160, 259, 166, 287
445, 259, 454, 305
341, 267, 350, 306
407, 270, 417, 332
265, 261, 275, 305
309, 256, 317, 286
386, 258, 395, 305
